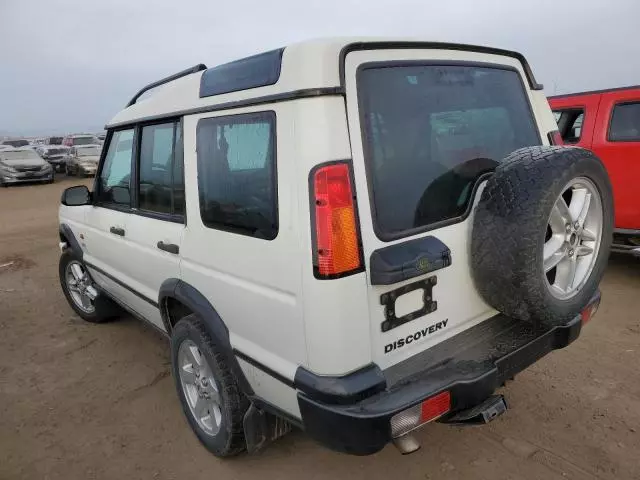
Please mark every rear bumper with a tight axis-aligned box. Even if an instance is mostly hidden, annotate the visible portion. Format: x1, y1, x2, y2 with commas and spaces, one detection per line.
297, 310, 587, 455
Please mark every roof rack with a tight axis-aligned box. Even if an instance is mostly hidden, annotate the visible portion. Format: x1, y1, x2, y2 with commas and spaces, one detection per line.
126, 64, 208, 108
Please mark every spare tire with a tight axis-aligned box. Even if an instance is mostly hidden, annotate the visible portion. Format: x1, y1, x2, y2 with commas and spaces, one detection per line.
471, 146, 613, 324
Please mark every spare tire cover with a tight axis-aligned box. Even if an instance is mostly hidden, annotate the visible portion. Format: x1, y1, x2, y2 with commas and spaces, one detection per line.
471, 146, 613, 324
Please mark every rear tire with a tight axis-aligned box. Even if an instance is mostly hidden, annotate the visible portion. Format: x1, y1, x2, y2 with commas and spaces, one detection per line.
171, 314, 249, 457
471, 146, 613, 324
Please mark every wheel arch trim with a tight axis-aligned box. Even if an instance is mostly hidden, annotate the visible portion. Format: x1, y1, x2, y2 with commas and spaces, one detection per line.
158, 278, 254, 396
59, 223, 83, 260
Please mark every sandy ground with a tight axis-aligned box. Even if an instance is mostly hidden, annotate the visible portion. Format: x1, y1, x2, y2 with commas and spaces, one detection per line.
1, 177, 639, 480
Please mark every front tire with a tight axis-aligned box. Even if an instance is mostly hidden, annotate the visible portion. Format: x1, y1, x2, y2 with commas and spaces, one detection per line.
59, 250, 121, 323
171, 314, 249, 457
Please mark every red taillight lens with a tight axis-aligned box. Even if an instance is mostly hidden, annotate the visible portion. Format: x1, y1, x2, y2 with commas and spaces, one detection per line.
420, 391, 451, 423
312, 162, 362, 278
581, 297, 601, 324
548, 130, 564, 145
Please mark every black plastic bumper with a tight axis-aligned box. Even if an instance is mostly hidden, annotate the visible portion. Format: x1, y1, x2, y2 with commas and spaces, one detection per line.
297, 312, 583, 455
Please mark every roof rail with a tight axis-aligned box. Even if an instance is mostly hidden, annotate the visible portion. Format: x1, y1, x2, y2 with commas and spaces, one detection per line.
126, 64, 208, 108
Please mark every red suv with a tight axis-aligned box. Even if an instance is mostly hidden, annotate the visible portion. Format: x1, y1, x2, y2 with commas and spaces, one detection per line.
549, 86, 640, 256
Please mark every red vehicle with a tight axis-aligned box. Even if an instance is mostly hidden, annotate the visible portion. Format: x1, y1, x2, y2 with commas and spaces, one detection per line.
549, 86, 640, 256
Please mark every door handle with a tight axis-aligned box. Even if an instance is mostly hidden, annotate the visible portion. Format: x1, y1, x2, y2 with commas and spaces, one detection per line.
110, 226, 125, 237
157, 241, 179, 255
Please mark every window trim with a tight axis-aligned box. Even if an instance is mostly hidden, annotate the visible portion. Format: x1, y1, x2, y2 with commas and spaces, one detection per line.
607, 100, 640, 143
355, 60, 541, 242
195, 110, 279, 240
134, 118, 186, 223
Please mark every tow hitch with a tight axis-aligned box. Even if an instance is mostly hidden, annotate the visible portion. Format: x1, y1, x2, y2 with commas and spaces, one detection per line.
441, 395, 508, 426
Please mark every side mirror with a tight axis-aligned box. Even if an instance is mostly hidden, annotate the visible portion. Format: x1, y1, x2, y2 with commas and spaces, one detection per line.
61, 185, 91, 206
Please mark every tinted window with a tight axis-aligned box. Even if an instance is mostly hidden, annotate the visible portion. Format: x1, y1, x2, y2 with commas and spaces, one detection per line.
609, 102, 640, 142
553, 108, 584, 144
97, 129, 133, 206
139, 123, 174, 214
358, 64, 539, 237
196, 112, 277, 239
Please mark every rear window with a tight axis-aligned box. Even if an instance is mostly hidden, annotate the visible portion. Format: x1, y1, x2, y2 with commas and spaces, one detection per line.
73, 136, 97, 146
358, 63, 540, 238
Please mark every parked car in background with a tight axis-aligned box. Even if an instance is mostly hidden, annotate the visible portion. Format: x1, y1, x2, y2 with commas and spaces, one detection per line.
549, 85, 640, 256
65, 144, 101, 176
62, 134, 100, 147
0, 147, 54, 186
1, 139, 29, 148
46, 136, 64, 145
37, 145, 70, 172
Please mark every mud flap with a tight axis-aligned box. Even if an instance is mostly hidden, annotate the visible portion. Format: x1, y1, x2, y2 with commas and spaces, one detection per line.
243, 403, 292, 453
441, 395, 508, 426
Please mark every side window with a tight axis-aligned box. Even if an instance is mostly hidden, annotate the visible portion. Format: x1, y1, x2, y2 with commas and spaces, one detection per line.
137, 121, 185, 217
553, 108, 584, 144
609, 102, 640, 142
97, 129, 134, 206
196, 111, 277, 239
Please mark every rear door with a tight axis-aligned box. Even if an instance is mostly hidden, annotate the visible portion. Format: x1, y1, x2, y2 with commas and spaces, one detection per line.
344, 48, 542, 369
592, 91, 640, 230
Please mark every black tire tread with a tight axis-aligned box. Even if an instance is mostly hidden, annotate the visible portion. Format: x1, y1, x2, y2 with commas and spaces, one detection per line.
471, 146, 613, 324
171, 314, 249, 457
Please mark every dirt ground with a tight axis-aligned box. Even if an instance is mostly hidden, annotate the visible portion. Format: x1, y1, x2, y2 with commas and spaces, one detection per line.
1, 177, 639, 480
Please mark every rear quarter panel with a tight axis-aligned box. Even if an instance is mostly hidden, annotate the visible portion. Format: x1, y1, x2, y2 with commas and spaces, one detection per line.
592, 89, 640, 230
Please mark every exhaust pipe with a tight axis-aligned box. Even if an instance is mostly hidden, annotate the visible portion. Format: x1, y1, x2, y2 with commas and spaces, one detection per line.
392, 434, 421, 454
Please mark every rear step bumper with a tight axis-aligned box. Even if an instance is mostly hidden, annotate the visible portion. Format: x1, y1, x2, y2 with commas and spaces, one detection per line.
297, 308, 589, 456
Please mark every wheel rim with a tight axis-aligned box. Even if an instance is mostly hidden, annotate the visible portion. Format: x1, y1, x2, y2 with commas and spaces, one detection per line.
178, 339, 222, 436
65, 260, 96, 313
543, 177, 603, 299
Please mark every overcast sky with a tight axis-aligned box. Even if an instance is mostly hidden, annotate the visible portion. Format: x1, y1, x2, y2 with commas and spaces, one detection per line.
1, 0, 638, 136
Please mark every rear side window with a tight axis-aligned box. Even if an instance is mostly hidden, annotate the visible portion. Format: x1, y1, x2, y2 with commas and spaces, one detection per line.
196, 111, 277, 239
554, 108, 584, 144
138, 121, 184, 218
97, 129, 134, 206
609, 102, 640, 142
358, 64, 540, 238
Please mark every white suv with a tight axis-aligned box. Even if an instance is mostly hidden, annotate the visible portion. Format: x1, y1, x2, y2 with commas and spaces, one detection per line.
58, 38, 613, 457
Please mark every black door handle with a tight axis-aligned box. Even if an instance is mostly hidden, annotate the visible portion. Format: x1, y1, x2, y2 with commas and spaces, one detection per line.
110, 226, 125, 237
157, 241, 179, 254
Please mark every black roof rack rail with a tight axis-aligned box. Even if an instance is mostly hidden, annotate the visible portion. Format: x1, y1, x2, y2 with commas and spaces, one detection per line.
125, 63, 208, 108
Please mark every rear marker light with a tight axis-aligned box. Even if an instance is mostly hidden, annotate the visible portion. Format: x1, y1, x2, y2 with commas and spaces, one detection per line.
581, 299, 600, 324
312, 163, 362, 278
390, 391, 451, 438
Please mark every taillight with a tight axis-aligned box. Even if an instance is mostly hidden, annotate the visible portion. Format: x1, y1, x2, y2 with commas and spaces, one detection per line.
311, 162, 363, 278
548, 130, 563, 145
390, 391, 451, 438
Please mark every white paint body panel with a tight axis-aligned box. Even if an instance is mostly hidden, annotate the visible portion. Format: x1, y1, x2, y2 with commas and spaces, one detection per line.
58, 38, 555, 419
